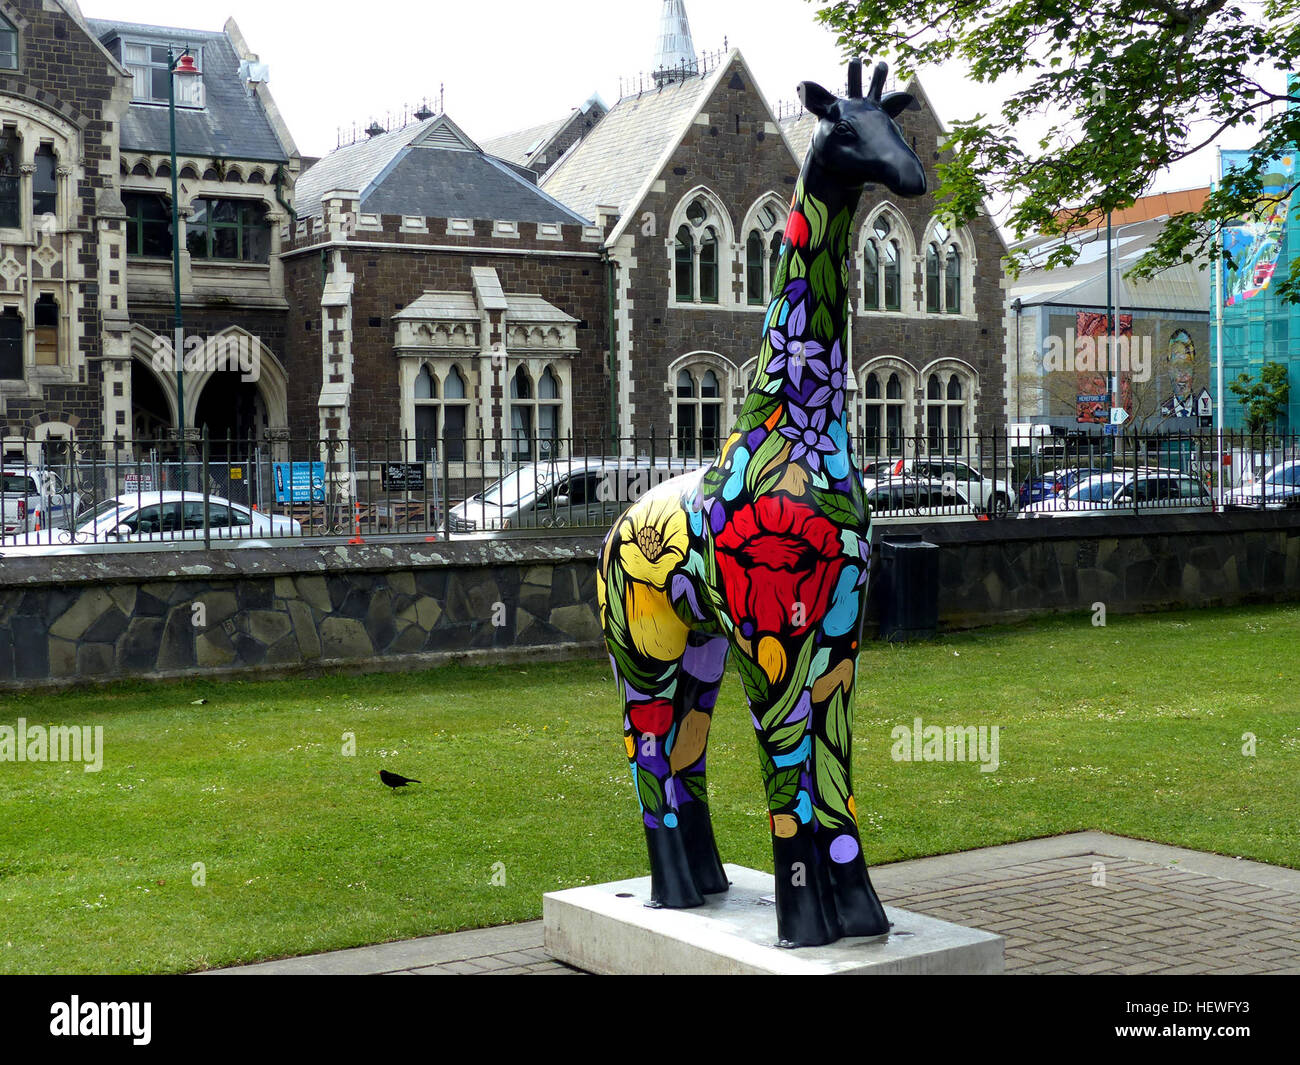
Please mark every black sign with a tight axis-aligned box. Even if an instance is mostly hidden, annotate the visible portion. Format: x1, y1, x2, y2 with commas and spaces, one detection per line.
380, 462, 425, 492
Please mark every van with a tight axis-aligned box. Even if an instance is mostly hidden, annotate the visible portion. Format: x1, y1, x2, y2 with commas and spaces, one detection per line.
446, 458, 706, 532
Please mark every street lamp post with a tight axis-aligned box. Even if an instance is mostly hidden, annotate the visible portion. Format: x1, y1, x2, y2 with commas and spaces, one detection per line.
168, 47, 200, 482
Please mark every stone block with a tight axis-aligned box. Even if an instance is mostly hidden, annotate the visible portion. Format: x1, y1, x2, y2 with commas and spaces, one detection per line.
544, 865, 1004, 975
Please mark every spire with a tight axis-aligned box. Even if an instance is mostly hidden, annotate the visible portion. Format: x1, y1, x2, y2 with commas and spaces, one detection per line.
653, 0, 698, 86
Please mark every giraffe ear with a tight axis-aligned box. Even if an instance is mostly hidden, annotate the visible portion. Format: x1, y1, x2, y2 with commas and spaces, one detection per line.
797, 81, 837, 119
881, 91, 920, 118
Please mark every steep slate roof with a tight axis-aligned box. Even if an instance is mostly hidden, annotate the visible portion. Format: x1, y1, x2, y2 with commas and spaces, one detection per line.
87, 19, 288, 162
294, 114, 590, 224
482, 115, 570, 168
540, 59, 731, 223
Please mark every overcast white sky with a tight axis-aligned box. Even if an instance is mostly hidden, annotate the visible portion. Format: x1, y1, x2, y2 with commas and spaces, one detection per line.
79, 0, 1263, 209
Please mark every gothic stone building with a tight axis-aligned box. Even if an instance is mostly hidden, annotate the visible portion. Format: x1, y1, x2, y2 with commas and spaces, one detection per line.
540, 49, 1009, 465
0, 2, 300, 464
282, 113, 609, 465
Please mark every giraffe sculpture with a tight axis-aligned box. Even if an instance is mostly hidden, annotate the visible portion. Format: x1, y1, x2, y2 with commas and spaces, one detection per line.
596, 58, 927, 948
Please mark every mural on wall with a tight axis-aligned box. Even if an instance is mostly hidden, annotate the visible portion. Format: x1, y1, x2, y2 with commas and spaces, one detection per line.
596, 59, 927, 948
1074, 310, 1133, 424
1221, 150, 1295, 306
1162, 329, 1198, 417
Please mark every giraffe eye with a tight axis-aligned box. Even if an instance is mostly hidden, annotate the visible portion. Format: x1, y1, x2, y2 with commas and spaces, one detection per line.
834, 121, 854, 137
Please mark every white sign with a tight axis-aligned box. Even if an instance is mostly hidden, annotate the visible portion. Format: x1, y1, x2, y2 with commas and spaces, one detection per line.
1109, 407, 1129, 426
124, 472, 154, 493
1195, 388, 1213, 417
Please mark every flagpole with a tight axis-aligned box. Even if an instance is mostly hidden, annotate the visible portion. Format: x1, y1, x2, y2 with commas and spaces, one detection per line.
1215, 149, 1225, 507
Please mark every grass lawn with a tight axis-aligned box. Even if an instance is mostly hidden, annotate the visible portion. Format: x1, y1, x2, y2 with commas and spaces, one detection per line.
1, 602, 1297, 974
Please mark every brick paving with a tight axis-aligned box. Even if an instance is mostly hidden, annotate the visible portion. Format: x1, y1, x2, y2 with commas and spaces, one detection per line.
205, 832, 1300, 975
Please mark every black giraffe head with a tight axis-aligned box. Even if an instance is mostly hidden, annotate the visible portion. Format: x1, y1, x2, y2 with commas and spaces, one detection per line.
797, 58, 927, 197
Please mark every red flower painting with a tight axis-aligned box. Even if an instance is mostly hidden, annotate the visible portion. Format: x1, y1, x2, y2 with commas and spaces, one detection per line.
628, 698, 674, 736
784, 211, 810, 249
714, 495, 845, 639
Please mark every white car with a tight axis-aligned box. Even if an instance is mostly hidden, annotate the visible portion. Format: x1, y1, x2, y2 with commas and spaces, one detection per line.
864, 476, 979, 521
1020, 472, 1214, 517
1, 491, 301, 546
1226, 460, 1300, 509
861, 457, 1016, 516
1, 466, 84, 536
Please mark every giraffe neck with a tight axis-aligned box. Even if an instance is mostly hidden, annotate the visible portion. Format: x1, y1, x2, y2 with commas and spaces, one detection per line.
737, 161, 862, 435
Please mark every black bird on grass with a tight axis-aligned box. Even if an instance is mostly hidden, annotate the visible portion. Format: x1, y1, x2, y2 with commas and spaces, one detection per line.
379, 769, 421, 790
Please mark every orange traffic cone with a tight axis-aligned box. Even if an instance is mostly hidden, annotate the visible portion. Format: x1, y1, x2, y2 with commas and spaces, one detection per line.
348, 501, 365, 544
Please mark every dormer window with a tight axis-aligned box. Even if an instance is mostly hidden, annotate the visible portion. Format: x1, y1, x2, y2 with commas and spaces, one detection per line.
0, 17, 17, 70
123, 42, 204, 107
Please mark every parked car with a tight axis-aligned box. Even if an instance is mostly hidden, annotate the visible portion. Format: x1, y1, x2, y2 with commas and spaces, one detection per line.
1, 491, 301, 546
1225, 459, 1300, 509
1019, 471, 1214, 517
860, 457, 1015, 516
865, 476, 978, 520
0, 466, 84, 536
1017, 466, 1107, 508
446, 459, 706, 532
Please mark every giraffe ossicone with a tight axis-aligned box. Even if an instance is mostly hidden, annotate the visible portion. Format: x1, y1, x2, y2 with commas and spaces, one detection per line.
597, 58, 928, 948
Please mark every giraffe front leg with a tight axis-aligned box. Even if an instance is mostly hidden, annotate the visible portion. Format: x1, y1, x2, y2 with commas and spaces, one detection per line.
601, 509, 726, 909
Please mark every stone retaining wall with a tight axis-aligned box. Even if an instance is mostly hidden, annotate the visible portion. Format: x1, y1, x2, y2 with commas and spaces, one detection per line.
1, 510, 1298, 691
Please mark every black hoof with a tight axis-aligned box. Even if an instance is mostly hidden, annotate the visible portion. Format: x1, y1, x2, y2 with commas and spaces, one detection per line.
645, 824, 706, 908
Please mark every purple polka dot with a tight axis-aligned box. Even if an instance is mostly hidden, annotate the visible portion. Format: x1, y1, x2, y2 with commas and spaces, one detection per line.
829, 834, 860, 864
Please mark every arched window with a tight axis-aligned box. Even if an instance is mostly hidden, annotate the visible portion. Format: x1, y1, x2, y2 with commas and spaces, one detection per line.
413, 364, 470, 462
768, 231, 783, 292
926, 243, 941, 314
863, 213, 906, 313
926, 371, 970, 455
883, 240, 901, 311
0, 306, 21, 379
746, 230, 764, 304
33, 145, 56, 222
862, 369, 909, 457
862, 240, 879, 310
699, 226, 719, 303
674, 193, 732, 305
675, 225, 694, 302
945, 247, 962, 314
0, 17, 16, 71
0, 127, 20, 228
674, 364, 724, 458
510, 364, 563, 460
537, 366, 562, 455
34, 293, 57, 366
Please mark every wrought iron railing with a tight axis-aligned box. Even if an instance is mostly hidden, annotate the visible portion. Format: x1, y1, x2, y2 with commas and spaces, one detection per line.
0, 428, 1295, 549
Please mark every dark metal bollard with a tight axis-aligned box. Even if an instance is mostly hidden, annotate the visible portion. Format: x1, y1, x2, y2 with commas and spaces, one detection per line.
878, 533, 939, 642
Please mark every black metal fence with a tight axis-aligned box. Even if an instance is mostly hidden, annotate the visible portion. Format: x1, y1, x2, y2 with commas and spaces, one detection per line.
0, 428, 1296, 548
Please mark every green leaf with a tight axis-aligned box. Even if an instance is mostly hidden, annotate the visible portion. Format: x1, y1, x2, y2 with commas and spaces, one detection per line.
746, 429, 787, 493
765, 765, 802, 811
761, 634, 816, 730
682, 773, 709, 804
811, 304, 835, 343
636, 766, 665, 817
734, 649, 770, 704
813, 737, 852, 828
828, 207, 851, 254
811, 251, 838, 302
734, 394, 780, 434
787, 251, 806, 280
824, 686, 850, 755
805, 193, 829, 247
811, 486, 860, 528
768, 717, 808, 754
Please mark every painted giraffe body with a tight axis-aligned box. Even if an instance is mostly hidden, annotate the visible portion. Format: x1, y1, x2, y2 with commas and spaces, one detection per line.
596, 60, 926, 947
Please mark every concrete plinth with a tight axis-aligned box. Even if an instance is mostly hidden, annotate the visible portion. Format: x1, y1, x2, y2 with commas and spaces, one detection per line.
543, 864, 1004, 975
